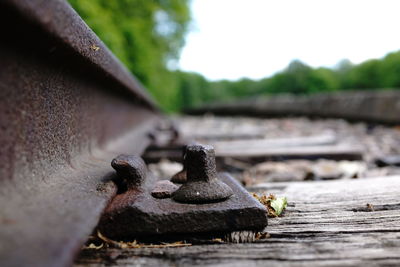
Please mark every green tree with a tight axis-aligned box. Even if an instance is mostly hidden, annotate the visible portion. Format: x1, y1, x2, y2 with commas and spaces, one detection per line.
307, 68, 339, 93
175, 71, 210, 108
335, 59, 353, 89
68, 0, 191, 111
346, 59, 382, 89
379, 51, 400, 87
263, 60, 312, 94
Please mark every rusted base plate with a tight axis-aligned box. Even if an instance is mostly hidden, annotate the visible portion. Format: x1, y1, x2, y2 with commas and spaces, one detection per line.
98, 173, 268, 241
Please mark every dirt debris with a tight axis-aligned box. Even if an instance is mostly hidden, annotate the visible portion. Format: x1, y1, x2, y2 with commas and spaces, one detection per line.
366, 203, 375, 212
252, 193, 287, 217
83, 231, 192, 250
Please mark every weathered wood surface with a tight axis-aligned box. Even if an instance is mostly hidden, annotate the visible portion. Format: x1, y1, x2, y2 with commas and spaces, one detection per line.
216, 144, 364, 161
75, 175, 400, 266
143, 137, 363, 163
213, 132, 337, 149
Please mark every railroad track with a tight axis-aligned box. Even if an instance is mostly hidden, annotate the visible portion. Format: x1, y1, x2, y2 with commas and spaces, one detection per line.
75, 116, 400, 266
1, 1, 400, 266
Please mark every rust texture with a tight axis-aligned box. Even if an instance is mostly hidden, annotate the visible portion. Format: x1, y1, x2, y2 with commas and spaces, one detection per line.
98, 151, 267, 241
112, 155, 148, 188
0, 1, 160, 267
172, 144, 234, 203
98, 171, 268, 240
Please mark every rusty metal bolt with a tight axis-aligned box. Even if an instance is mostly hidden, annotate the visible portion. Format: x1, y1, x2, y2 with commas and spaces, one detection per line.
151, 180, 179, 199
171, 145, 188, 184
170, 168, 187, 183
111, 154, 146, 189
172, 144, 233, 203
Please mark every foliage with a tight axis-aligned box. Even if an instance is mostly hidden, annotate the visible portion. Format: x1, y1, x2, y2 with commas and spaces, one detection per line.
177, 51, 400, 110
270, 197, 288, 216
252, 193, 288, 217
68, 0, 191, 111
68, 1, 400, 111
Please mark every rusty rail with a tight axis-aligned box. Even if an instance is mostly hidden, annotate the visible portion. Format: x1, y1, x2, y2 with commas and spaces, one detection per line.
0, 1, 162, 266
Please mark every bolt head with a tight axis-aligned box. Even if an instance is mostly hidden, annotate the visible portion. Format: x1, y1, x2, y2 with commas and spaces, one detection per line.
111, 154, 146, 188
172, 179, 233, 203
185, 144, 217, 182
172, 144, 234, 203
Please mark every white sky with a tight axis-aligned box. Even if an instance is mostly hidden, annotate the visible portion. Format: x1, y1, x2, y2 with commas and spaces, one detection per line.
178, 0, 400, 81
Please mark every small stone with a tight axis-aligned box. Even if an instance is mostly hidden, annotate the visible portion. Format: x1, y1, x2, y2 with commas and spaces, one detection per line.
148, 160, 183, 178
312, 160, 342, 180
151, 180, 179, 199
375, 155, 400, 167
244, 160, 312, 183
338, 161, 366, 178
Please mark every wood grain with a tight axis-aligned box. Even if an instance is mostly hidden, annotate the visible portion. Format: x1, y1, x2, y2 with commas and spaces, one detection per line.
75, 176, 400, 266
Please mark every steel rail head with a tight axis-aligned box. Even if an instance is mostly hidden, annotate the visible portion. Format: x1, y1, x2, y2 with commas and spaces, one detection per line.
2, 0, 160, 112
0, 1, 161, 267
